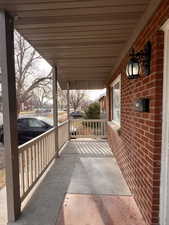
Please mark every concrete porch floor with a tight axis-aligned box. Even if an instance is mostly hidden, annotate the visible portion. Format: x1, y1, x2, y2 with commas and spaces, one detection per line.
1, 139, 146, 225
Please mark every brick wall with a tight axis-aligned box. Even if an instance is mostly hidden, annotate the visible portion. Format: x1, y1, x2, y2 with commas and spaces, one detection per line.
107, 1, 169, 224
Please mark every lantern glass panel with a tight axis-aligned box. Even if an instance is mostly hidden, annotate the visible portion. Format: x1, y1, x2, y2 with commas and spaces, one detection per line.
132, 61, 139, 76
126, 58, 140, 78
126, 63, 132, 77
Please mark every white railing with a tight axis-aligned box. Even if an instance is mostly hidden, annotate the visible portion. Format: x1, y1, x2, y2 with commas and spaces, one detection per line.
18, 127, 56, 202
18, 119, 105, 202
70, 119, 107, 139
58, 120, 69, 149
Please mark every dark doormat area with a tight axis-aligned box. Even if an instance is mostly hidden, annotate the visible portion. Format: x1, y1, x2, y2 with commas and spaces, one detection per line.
56, 194, 147, 225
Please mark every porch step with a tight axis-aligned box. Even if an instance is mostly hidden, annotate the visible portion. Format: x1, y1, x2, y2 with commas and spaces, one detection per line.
56, 194, 146, 225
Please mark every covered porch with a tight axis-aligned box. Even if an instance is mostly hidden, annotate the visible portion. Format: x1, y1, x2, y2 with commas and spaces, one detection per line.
1, 138, 147, 225
0, 1, 165, 225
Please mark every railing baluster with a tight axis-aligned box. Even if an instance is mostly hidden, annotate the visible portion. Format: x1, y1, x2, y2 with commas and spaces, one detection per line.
21, 151, 25, 195
44, 136, 46, 166
86, 121, 88, 137
45, 136, 47, 166
78, 120, 79, 137
26, 148, 29, 188
35, 143, 37, 180
39, 139, 43, 172
40, 140, 42, 173
19, 153, 23, 197
42, 137, 45, 168
45, 137, 48, 166
103, 121, 104, 136
94, 121, 95, 136
88, 121, 90, 137
32, 145, 35, 182
30, 147, 33, 185
39, 140, 41, 173
75, 120, 77, 137
36, 142, 39, 179
75, 120, 76, 138
48, 135, 50, 162
46, 136, 48, 164
52, 132, 54, 155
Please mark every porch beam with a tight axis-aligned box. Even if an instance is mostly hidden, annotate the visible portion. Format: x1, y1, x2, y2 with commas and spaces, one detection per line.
53, 66, 59, 155
0, 11, 21, 221
67, 81, 70, 140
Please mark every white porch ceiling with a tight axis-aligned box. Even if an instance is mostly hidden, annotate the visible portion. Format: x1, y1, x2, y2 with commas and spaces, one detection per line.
0, 0, 162, 89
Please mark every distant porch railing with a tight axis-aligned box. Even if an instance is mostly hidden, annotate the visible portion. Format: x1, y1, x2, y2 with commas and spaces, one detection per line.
18, 121, 69, 202
70, 119, 107, 139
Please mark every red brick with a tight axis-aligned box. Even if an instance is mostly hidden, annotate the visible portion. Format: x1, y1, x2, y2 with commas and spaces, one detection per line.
106, 1, 168, 224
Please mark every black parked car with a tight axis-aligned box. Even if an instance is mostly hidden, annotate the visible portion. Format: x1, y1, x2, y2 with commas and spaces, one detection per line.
70, 111, 83, 118
0, 117, 52, 145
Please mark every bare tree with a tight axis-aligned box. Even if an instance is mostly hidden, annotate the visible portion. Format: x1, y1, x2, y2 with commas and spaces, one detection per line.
57, 84, 67, 110
34, 84, 52, 108
69, 90, 86, 111
14, 31, 52, 115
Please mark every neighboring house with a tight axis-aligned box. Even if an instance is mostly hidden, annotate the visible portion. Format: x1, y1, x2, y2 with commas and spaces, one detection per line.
98, 94, 107, 119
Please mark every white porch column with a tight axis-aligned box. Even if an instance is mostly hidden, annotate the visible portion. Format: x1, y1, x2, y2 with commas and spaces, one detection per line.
160, 19, 169, 225
67, 82, 70, 140
0, 11, 21, 221
53, 66, 59, 156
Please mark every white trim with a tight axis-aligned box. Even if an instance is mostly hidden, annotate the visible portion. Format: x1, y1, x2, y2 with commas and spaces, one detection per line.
161, 19, 169, 31
110, 74, 121, 126
110, 74, 121, 88
160, 18, 169, 225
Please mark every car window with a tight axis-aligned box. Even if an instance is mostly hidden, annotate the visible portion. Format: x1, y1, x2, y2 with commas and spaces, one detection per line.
27, 118, 46, 128
17, 119, 28, 129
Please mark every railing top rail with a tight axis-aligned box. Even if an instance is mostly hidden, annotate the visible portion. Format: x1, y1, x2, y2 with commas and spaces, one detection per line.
18, 127, 56, 152
58, 120, 68, 127
70, 119, 107, 122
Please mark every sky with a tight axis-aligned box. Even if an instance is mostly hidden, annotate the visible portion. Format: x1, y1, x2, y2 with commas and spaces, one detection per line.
86, 89, 106, 101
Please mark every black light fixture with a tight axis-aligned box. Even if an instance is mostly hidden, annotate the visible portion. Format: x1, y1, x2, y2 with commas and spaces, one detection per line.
126, 41, 151, 79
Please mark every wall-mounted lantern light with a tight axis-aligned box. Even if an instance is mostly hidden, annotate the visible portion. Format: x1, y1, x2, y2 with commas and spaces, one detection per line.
126, 41, 151, 79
